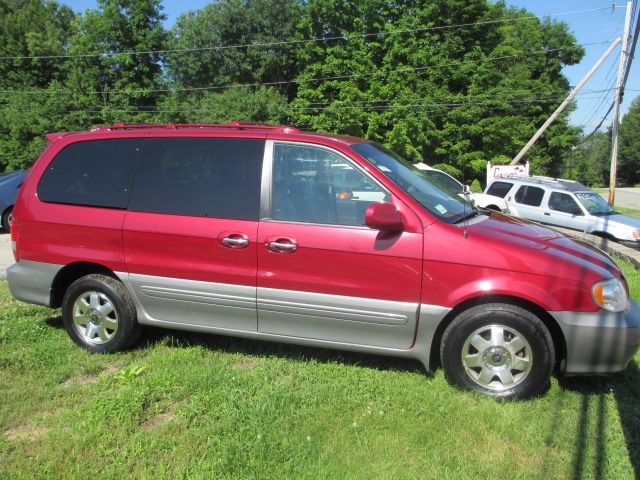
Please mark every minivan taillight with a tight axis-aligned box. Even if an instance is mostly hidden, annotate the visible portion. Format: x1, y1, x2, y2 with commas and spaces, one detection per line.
10, 218, 19, 261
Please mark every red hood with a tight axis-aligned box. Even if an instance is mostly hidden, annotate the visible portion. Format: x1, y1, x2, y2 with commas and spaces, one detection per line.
425, 212, 619, 282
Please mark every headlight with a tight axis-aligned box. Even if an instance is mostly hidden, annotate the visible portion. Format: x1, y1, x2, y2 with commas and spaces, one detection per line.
592, 278, 628, 312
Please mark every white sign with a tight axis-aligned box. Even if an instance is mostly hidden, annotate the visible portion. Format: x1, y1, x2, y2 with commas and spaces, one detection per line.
487, 162, 529, 184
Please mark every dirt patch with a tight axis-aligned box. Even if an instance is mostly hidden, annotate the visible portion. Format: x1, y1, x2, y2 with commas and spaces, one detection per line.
142, 411, 178, 431
231, 357, 258, 370
3, 424, 48, 442
62, 373, 98, 386
62, 361, 125, 386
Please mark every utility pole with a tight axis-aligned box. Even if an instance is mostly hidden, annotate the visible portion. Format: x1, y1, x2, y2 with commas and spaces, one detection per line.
608, 1, 634, 206
509, 38, 622, 165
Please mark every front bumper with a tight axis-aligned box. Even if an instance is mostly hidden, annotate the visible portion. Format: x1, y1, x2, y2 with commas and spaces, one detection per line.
551, 300, 640, 375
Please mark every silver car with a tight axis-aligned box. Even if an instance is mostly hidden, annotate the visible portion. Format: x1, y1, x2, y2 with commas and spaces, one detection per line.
485, 176, 640, 248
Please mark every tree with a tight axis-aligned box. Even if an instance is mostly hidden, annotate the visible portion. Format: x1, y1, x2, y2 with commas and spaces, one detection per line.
618, 95, 640, 186
166, 0, 301, 98
63, 0, 168, 122
0, 0, 76, 170
153, 87, 291, 124
563, 131, 610, 187
292, 0, 583, 181
0, 0, 74, 89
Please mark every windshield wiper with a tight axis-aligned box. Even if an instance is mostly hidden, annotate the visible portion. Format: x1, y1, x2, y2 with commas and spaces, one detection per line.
453, 209, 480, 224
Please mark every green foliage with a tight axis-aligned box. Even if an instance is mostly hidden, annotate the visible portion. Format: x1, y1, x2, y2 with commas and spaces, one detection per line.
469, 178, 483, 193
1, 276, 640, 478
0, 0, 74, 90
293, 0, 583, 182
166, 0, 301, 97
63, 0, 168, 119
619, 96, 640, 186
114, 364, 147, 383
153, 87, 291, 124
563, 131, 611, 187
0, 0, 588, 178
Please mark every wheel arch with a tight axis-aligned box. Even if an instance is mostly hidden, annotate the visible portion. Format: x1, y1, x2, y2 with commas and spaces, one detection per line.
591, 231, 617, 241
428, 294, 566, 372
50, 262, 118, 308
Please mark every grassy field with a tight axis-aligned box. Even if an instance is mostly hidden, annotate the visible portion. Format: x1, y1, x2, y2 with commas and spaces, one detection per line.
1, 264, 640, 479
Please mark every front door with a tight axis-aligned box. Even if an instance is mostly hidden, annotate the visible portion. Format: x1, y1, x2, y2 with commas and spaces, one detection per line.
545, 191, 590, 231
256, 141, 423, 349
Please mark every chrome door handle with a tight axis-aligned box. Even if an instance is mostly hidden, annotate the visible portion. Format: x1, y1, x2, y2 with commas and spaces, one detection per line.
268, 241, 297, 251
544, 212, 550, 216
218, 232, 250, 249
223, 237, 249, 247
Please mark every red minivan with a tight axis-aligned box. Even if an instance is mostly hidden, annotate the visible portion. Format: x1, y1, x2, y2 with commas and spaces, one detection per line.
7, 122, 640, 399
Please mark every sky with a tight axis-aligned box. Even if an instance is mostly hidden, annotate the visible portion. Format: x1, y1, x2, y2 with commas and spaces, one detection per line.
58, 0, 638, 131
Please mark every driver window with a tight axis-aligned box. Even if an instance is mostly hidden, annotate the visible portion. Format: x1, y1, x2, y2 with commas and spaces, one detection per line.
548, 192, 583, 216
271, 144, 386, 226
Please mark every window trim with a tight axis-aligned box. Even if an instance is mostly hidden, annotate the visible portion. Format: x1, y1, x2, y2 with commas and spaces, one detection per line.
261, 140, 391, 227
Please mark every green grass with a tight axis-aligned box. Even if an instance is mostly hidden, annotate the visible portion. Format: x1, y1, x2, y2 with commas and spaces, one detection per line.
1, 268, 640, 479
614, 206, 640, 218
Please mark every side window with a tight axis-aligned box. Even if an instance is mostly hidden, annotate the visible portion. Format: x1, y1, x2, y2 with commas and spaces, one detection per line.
129, 138, 264, 220
486, 181, 513, 198
37, 139, 141, 209
423, 171, 462, 194
514, 185, 545, 207
548, 192, 583, 215
271, 143, 386, 226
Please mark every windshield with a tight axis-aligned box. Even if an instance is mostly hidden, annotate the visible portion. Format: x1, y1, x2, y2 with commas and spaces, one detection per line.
575, 191, 615, 215
351, 143, 473, 223
422, 170, 463, 194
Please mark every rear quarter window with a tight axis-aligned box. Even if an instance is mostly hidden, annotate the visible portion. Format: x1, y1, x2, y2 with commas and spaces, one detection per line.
37, 139, 141, 209
486, 181, 513, 198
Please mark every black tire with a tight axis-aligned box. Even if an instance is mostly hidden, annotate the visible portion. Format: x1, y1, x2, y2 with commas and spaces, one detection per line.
62, 274, 141, 353
1, 207, 12, 233
440, 303, 554, 400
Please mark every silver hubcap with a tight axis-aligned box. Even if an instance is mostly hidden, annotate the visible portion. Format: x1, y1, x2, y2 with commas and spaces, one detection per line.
72, 291, 118, 344
461, 324, 532, 391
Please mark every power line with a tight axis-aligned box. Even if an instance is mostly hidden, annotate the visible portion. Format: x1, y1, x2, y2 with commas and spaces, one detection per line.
0, 87, 610, 111
0, 41, 611, 97
0, 6, 620, 61
0, 90, 617, 115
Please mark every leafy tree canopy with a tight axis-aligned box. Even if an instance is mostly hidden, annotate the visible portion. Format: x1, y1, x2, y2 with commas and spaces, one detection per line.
0, 0, 589, 181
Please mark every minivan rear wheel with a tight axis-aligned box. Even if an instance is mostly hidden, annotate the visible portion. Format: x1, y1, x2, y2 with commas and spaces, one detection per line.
62, 274, 141, 353
440, 303, 554, 400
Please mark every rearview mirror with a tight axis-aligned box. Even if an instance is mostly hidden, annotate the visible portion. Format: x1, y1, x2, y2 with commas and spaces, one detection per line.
365, 202, 404, 231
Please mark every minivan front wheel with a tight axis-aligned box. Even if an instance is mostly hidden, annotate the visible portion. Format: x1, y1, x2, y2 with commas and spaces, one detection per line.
62, 274, 141, 353
440, 303, 554, 400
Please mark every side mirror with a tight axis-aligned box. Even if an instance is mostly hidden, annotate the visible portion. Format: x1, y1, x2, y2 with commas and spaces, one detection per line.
462, 184, 475, 206
365, 202, 404, 231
